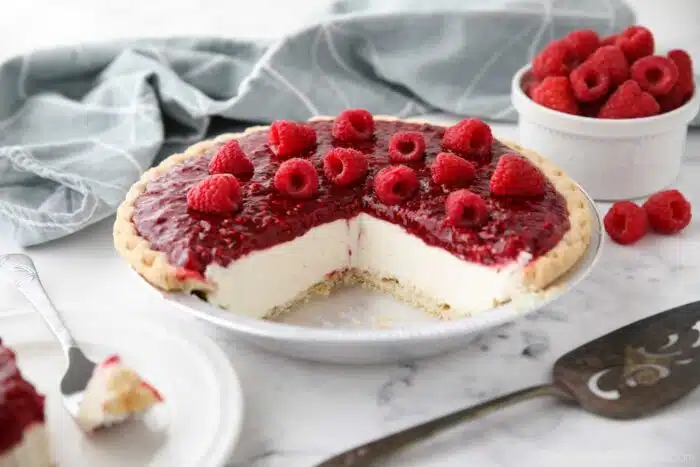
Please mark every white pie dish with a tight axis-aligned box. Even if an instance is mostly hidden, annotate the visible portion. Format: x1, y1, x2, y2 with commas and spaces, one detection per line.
139, 188, 603, 365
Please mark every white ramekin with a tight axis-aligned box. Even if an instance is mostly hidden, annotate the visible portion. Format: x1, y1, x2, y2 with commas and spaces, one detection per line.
511, 65, 700, 201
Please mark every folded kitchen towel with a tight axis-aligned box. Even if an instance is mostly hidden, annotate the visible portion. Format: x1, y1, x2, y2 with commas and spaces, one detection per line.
0, 0, 645, 246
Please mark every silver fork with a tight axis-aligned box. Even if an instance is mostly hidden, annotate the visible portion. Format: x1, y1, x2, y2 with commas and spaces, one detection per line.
0, 253, 97, 421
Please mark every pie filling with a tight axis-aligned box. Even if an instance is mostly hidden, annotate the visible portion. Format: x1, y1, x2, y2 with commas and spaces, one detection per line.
0, 340, 51, 467
131, 119, 571, 317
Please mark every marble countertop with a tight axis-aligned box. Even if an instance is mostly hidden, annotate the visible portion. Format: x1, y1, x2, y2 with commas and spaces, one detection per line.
2, 119, 700, 466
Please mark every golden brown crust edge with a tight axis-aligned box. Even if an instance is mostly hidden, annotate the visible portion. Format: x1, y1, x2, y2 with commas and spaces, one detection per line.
113, 115, 593, 301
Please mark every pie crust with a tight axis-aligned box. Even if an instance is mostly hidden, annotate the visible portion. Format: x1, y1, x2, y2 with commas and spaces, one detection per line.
113, 116, 593, 317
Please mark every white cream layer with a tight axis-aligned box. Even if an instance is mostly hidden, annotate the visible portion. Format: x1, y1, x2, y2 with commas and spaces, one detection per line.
205, 214, 530, 319
0, 425, 52, 467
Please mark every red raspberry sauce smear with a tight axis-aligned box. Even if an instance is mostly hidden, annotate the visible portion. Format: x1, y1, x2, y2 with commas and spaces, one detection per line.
132, 120, 570, 274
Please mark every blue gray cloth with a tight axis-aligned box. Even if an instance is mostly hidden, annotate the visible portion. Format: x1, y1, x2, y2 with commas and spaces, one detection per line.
0, 0, 643, 246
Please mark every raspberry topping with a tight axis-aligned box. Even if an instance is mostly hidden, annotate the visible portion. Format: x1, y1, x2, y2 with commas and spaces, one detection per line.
586, 45, 629, 86
531, 76, 580, 115
430, 152, 476, 187
269, 120, 317, 159
490, 153, 546, 197
604, 201, 649, 245
598, 79, 660, 119
532, 39, 579, 80
332, 109, 375, 143
0, 339, 46, 454
132, 119, 570, 271
630, 55, 679, 97
101, 355, 121, 367
615, 25, 654, 63
373, 165, 419, 205
642, 189, 692, 234
389, 131, 426, 162
570, 61, 612, 102
441, 118, 493, 160
565, 29, 600, 61
445, 189, 489, 228
209, 140, 254, 177
323, 148, 368, 186
187, 174, 242, 213
274, 158, 319, 199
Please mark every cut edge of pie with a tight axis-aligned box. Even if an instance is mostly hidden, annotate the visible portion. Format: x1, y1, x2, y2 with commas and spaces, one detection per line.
113, 115, 593, 320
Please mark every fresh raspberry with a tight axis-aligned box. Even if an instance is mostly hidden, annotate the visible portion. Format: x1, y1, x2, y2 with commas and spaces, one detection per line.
598, 80, 660, 119
565, 29, 600, 61
522, 75, 540, 98
389, 131, 426, 162
273, 158, 319, 199
269, 120, 317, 159
600, 34, 618, 47
604, 201, 649, 245
531, 76, 579, 115
615, 25, 654, 63
187, 174, 242, 213
445, 189, 489, 228
642, 189, 692, 234
586, 45, 629, 86
630, 55, 679, 96
209, 140, 254, 177
668, 49, 695, 95
532, 39, 580, 80
489, 154, 546, 197
373, 165, 419, 205
332, 109, 375, 143
570, 61, 611, 102
441, 118, 493, 159
322, 148, 368, 186
657, 85, 690, 113
430, 152, 476, 187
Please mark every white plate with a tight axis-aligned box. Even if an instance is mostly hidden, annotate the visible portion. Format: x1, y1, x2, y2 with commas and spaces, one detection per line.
151, 185, 603, 365
0, 309, 244, 467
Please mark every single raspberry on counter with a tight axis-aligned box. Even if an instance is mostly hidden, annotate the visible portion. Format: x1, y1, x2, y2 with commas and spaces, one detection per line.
600, 34, 618, 47
532, 39, 579, 80
630, 55, 679, 96
373, 165, 419, 205
570, 61, 611, 102
431, 152, 476, 187
209, 140, 254, 177
273, 158, 319, 199
490, 154, 546, 197
187, 174, 242, 214
531, 76, 580, 115
389, 131, 426, 162
269, 120, 317, 159
441, 118, 493, 160
598, 80, 660, 119
585, 45, 629, 86
322, 148, 368, 186
332, 109, 375, 143
565, 29, 600, 61
642, 189, 692, 234
615, 25, 654, 63
668, 49, 695, 95
604, 201, 649, 245
445, 189, 489, 228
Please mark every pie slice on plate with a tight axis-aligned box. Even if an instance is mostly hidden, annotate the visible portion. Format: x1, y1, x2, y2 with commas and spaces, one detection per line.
113, 112, 592, 320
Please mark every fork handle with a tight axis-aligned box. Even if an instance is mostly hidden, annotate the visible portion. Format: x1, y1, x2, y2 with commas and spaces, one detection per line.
0, 254, 77, 351
315, 383, 564, 466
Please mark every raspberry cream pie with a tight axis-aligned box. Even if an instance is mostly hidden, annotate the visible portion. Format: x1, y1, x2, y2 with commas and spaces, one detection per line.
114, 112, 593, 319
77, 355, 163, 433
0, 339, 52, 467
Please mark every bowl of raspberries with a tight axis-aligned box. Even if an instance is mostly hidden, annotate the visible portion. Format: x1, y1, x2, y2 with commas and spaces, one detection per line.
511, 25, 699, 201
